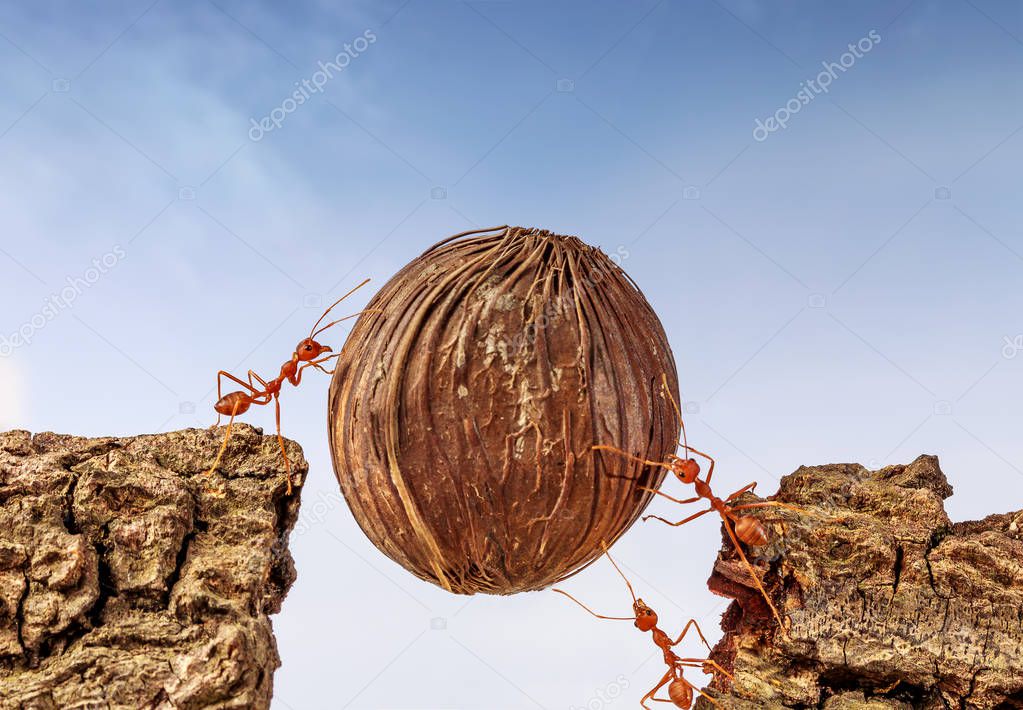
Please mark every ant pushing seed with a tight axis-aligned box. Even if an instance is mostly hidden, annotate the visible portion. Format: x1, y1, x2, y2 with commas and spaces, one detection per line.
593, 374, 809, 632
554, 541, 732, 709
205, 279, 373, 494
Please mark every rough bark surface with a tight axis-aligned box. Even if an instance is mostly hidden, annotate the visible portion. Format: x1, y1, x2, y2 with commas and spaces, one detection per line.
0, 424, 304, 710
699, 455, 1023, 709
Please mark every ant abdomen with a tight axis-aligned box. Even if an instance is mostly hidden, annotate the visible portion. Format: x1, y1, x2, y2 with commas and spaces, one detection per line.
668, 678, 693, 708
214, 391, 252, 417
733, 516, 768, 546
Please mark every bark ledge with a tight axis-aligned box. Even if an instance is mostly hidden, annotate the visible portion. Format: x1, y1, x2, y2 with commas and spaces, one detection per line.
700, 455, 1023, 709
0, 424, 304, 710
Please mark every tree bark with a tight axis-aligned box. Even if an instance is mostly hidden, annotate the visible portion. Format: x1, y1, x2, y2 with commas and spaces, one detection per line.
699, 455, 1023, 709
0, 424, 304, 710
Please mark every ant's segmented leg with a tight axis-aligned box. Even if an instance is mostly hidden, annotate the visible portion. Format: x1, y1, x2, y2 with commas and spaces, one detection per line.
592, 445, 672, 482
643, 507, 714, 527
677, 658, 734, 682
669, 669, 722, 707
720, 515, 786, 632
725, 483, 817, 519
298, 353, 341, 377
247, 369, 271, 392
273, 394, 295, 495
729, 500, 808, 515
206, 400, 242, 479
672, 618, 711, 651
639, 486, 701, 506
640, 669, 674, 710
592, 445, 668, 469
724, 482, 758, 502
551, 589, 635, 621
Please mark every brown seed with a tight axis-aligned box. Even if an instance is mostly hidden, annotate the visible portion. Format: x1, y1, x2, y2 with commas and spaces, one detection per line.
328, 226, 679, 594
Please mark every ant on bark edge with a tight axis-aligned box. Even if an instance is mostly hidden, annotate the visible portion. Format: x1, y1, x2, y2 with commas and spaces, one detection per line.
593, 374, 810, 632
204, 279, 373, 494
554, 542, 733, 708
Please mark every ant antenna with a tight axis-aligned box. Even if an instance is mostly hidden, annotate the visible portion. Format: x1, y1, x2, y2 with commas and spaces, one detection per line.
311, 309, 381, 339
660, 373, 688, 457
551, 589, 634, 621
600, 541, 638, 605
309, 278, 371, 338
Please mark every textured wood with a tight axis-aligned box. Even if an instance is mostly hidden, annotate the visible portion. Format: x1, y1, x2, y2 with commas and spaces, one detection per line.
698, 455, 1023, 709
329, 226, 679, 594
0, 424, 303, 709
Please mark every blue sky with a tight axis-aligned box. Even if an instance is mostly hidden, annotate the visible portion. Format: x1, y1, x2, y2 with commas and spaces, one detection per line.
1, 1, 1022, 707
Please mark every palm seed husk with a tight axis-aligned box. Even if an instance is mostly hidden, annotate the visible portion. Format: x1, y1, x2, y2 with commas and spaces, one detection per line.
328, 225, 679, 594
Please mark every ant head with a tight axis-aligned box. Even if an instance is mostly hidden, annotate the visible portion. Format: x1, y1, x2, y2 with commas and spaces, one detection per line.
668, 455, 700, 484
632, 598, 658, 631
295, 338, 331, 362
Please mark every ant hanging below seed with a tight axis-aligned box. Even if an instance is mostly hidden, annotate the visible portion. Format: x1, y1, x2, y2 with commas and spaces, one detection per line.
593, 374, 809, 632
204, 279, 373, 494
554, 541, 732, 709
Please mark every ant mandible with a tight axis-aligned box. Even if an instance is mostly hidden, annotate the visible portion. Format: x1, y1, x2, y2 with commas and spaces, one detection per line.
204, 279, 372, 494
593, 374, 807, 632
554, 542, 733, 709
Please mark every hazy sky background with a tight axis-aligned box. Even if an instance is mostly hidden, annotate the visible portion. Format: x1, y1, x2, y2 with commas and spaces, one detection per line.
1, 1, 1021, 708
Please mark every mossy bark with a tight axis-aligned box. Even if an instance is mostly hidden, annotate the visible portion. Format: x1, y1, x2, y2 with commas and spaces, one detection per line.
0, 424, 303, 709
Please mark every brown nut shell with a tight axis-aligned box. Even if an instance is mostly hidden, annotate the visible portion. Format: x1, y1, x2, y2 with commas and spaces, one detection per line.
329, 226, 679, 594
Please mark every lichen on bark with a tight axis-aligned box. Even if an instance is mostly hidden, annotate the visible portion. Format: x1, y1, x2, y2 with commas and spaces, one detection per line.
0, 424, 303, 709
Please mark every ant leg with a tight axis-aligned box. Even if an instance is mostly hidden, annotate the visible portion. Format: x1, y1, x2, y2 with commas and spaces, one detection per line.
297, 353, 341, 378
640, 669, 674, 710
288, 354, 340, 388
205, 400, 242, 479
551, 589, 634, 622
670, 672, 722, 707
725, 482, 758, 502
273, 395, 294, 495
247, 369, 272, 393
721, 513, 786, 633
724, 482, 818, 517
217, 370, 262, 397
592, 445, 671, 482
643, 507, 714, 527
729, 501, 808, 515
672, 618, 712, 651
677, 659, 734, 682
639, 487, 701, 506
592, 445, 668, 469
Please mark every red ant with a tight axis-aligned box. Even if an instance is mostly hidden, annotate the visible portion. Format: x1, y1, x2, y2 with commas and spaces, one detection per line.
593, 375, 807, 632
554, 542, 732, 708
205, 279, 372, 494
